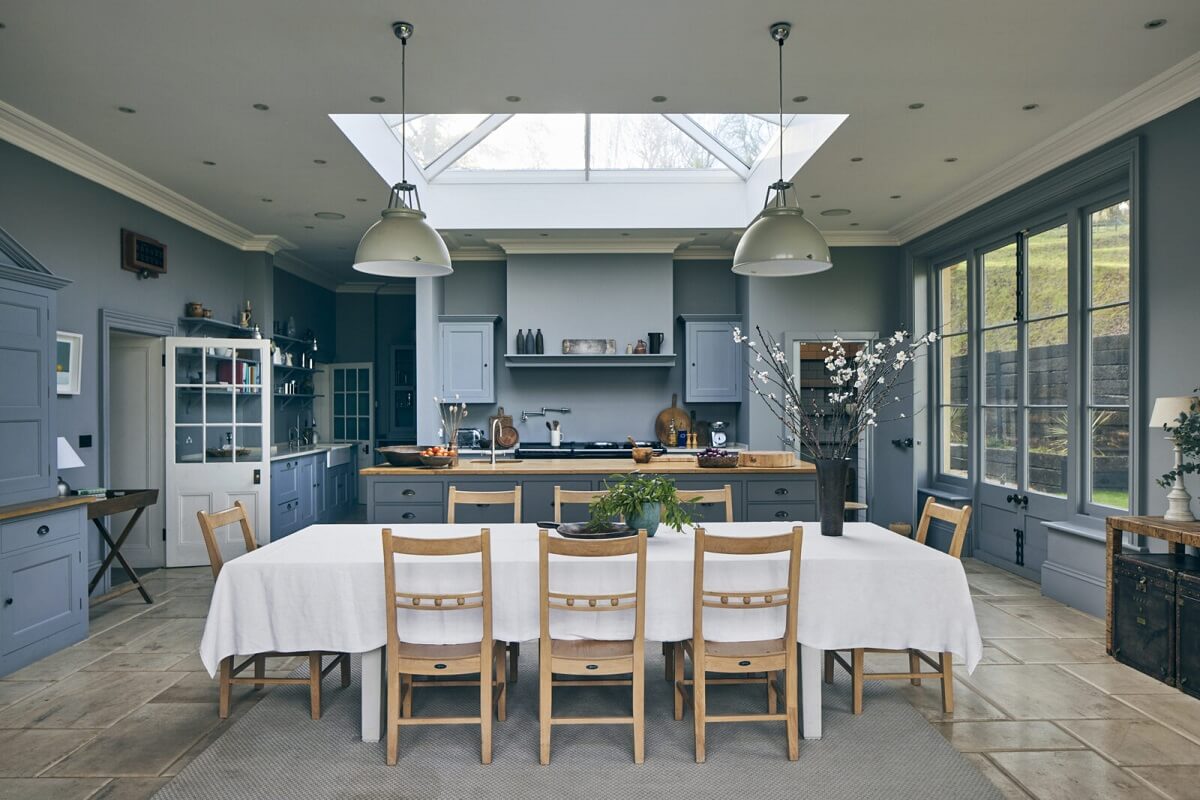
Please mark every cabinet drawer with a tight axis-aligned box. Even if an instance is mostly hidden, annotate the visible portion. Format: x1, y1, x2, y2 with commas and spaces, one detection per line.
744, 503, 816, 523
1, 509, 83, 554
374, 503, 444, 525
272, 458, 301, 502
1, 538, 85, 655
746, 479, 815, 504
374, 482, 443, 505
273, 498, 301, 537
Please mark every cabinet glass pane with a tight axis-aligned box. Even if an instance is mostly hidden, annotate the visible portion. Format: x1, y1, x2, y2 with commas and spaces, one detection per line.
940, 261, 968, 335
235, 391, 262, 424
334, 370, 345, 392
345, 370, 357, 391
205, 427, 235, 461
175, 389, 204, 424
205, 347, 237, 385
1090, 304, 1130, 405
235, 425, 262, 458
345, 418, 358, 440
983, 242, 1017, 326
234, 349, 264, 386
334, 393, 345, 416
1091, 201, 1130, 307
358, 393, 370, 415
1090, 408, 1129, 510
983, 326, 1018, 405
1027, 223, 1069, 319
334, 418, 345, 440
1026, 316, 1069, 405
205, 388, 233, 424
941, 406, 968, 479
175, 426, 202, 464
174, 346, 204, 385
1027, 408, 1069, 498
983, 408, 1017, 487
940, 333, 968, 405
358, 368, 369, 388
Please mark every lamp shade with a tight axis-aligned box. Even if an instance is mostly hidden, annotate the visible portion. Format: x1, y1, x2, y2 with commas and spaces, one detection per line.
1150, 396, 1198, 428
732, 207, 833, 277
352, 207, 453, 278
56, 436, 84, 470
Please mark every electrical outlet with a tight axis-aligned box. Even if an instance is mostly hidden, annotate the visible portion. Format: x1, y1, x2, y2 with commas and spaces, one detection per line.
78, 434, 93, 448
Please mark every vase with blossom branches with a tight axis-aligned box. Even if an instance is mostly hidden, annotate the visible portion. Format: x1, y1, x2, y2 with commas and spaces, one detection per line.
734, 325, 937, 535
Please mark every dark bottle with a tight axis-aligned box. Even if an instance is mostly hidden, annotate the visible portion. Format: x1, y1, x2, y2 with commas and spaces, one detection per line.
535, 328, 545, 354
524, 328, 536, 354
516, 329, 526, 354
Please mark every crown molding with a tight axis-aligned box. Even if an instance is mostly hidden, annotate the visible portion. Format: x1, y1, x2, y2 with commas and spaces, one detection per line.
891, 51, 1200, 244
242, 234, 298, 255
825, 231, 900, 247
449, 249, 507, 262
487, 237, 689, 255
335, 281, 416, 295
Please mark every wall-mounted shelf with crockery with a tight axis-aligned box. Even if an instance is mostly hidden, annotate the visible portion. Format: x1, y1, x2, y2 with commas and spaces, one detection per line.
503, 353, 676, 368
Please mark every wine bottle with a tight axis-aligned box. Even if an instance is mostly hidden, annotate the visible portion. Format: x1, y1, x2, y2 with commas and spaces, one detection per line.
535, 328, 545, 354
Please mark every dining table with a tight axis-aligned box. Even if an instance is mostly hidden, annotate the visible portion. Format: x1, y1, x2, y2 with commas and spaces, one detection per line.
199, 521, 983, 742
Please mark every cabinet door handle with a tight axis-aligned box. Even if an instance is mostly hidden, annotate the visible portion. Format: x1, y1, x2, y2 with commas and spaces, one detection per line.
774, 510, 789, 519
36, 525, 50, 537
4, 598, 12, 606
402, 512, 415, 520
775, 488, 788, 496
402, 489, 416, 497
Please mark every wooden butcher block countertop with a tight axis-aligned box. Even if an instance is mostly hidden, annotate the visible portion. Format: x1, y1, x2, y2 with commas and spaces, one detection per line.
360, 457, 815, 476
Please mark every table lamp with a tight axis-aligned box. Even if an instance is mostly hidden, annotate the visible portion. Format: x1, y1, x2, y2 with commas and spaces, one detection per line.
1149, 396, 1198, 522
56, 436, 85, 496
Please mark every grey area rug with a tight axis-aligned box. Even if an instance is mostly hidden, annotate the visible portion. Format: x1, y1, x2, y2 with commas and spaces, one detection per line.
153, 652, 1001, 800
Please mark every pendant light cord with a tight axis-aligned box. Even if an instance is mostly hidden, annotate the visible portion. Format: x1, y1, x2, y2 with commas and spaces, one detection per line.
777, 33, 784, 186
401, 35, 408, 185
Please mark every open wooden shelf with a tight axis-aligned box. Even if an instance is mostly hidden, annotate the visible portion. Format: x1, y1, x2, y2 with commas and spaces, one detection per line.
504, 353, 676, 368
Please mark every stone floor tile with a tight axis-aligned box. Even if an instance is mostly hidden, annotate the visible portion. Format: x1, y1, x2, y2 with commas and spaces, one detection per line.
998, 605, 1107, 639
1128, 766, 1200, 800
1057, 718, 1200, 766
978, 595, 1066, 607
0, 777, 109, 800
959, 664, 1146, 720
115, 618, 206, 654
934, 720, 1085, 753
974, 603, 1058, 639
1, 647, 107, 682
900, 678, 1010, 722
0, 729, 95, 777
165, 654, 205, 672
147, 671, 258, 707
988, 638, 1112, 664
88, 777, 170, 800
87, 603, 153, 635
46, 704, 222, 778
80, 653, 189, 672
0, 681, 51, 708
83, 617, 173, 651
964, 754, 1034, 799
957, 645, 1019, 666
0, 671, 184, 730
1060, 663, 1180, 695
1115, 693, 1200, 745
138, 595, 213, 620
967, 572, 1044, 598
990, 750, 1165, 800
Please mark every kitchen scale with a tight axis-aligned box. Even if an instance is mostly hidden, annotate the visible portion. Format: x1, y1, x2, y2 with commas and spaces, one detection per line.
709, 421, 728, 447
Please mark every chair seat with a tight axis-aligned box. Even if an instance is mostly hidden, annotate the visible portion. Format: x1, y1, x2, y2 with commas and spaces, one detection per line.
551, 638, 634, 660
689, 638, 786, 657
394, 641, 484, 661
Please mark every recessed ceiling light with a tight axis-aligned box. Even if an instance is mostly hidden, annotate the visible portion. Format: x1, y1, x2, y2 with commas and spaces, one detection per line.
1022, 103, 1039, 111
698, 232, 709, 237
314, 211, 345, 220
303, 225, 315, 229
0, 23, 6, 29
810, 194, 821, 199
943, 157, 958, 163
907, 102, 925, 110
313, 159, 327, 165
651, 95, 667, 103
820, 209, 852, 217
202, 160, 216, 166
849, 222, 860, 227
369, 96, 386, 103
252, 103, 270, 111
1144, 18, 1167, 29
505, 95, 521, 103
621, 232, 631, 237
117, 106, 136, 114
539, 232, 550, 237
261, 198, 273, 203
463, 233, 473, 237
889, 194, 902, 199
850, 156, 864, 163
356, 198, 368, 203
792, 95, 809, 103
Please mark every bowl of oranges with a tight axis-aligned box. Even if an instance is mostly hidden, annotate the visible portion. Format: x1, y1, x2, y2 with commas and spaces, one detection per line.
418, 445, 458, 468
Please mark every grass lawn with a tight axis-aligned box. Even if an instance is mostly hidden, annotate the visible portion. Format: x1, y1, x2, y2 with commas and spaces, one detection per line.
1092, 488, 1129, 510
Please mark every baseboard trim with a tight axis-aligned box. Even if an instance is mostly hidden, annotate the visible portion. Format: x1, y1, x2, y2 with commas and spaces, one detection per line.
1041, 560, 1106, 618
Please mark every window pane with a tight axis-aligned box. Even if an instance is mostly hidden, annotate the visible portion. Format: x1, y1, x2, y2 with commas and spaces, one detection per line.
1027, 223, 1069, 318
940, 261, 968, 335
1090, 409, 1129, 510
983, 408, 1017, 487
940, 333, 969, 405
590, 115, 719, 170
983, 242, 1017, 326
452, 114, 585, 171
393, 114, 490, 168
983, 326, 1018, 405
1091, 304, 1130, 405
686, 114, 777, 165
1027, 408, 1069, 498
941, 406, 968, 479
1027, 316, 1069, 405
1091, 201, 1130, 307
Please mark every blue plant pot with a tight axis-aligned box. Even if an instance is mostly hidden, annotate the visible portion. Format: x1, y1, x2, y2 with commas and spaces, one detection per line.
626, 502, 662, 537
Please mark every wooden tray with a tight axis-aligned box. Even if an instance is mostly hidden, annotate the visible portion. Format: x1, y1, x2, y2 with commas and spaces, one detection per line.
737, 451, 796, 468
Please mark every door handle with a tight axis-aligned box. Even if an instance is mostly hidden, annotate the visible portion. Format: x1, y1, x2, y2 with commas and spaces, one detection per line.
1020, 495, 1029, 507
402, 489, 416, 496
775, 488, 789, 496
1006, 494, 1018, 504
402, 512, 415, 520
774, 510, 789, 519
37, 525, 50, 537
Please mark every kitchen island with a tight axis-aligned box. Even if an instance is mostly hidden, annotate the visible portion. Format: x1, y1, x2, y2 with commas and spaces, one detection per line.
361, 457, 817, 525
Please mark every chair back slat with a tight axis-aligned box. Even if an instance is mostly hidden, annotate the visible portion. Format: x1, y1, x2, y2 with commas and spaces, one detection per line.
540, 529, 647, 643
679, 485, 734, 523
553, 487, 607, 524
692, 526, 804, 645
382, 528, 493, 647
914, 497, 973, 559
196, 501, 257, 579
447, 486, 522, 524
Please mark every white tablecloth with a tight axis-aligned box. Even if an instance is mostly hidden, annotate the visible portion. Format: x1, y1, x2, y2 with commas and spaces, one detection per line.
199, 522, 983, 677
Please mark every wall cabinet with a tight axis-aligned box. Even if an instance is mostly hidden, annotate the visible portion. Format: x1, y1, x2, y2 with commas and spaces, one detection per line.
439, 316, 498, 404
681, 316, 742, 403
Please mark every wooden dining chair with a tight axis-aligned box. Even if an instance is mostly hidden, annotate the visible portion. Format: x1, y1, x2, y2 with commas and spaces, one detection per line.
673, 525, 804, 762
196, 503, 349, 720
552, 486, 607, 523
538, 528, 648, 765
824, 498, 973, 714
382, 527, 507, 766
447, 486, 523, 682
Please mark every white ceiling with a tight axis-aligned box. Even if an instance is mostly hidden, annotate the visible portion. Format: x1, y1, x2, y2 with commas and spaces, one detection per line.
1, 0, 1198, 284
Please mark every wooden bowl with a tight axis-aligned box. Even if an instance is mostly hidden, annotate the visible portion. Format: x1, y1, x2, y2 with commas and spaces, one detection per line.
631, 447, 654, 464
378, 445, 424, 467
419, 453, 457, 469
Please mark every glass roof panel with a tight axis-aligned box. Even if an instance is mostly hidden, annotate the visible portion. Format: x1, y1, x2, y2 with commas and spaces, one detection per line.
589, 114, 722, 171
390, 114, 489, 168
687, 114, 778, 166
450, 114, 585, 171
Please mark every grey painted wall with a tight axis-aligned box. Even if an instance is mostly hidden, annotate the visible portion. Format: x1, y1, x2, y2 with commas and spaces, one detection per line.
338, 289, 418, 440
274, 267, 335, 359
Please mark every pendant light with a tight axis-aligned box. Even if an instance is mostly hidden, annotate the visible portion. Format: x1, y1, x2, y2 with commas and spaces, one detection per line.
732, 22, 832, 277
353, 21, 453, 278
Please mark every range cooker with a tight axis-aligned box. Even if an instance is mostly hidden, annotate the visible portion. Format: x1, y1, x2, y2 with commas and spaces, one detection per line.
516, 440, 666, 459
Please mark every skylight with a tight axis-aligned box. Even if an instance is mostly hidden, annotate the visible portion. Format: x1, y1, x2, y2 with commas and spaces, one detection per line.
383, 113, 787, 182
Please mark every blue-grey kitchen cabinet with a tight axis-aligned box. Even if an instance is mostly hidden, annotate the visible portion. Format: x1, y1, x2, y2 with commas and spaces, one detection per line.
681, 316, 743, 403
439, 316, 499, 404
271, 450, 358, 539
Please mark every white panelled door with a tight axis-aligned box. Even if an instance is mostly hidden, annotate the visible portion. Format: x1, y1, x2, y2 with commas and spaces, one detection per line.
165, 337, 272, 567
327, 363, 374, 501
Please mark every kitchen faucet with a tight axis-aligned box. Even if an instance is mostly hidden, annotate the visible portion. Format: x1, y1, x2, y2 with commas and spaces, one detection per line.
520, 406, 571, 423
490, 418, 503, 466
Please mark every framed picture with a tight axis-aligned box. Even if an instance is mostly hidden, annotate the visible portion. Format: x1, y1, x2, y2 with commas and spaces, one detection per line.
56, 331, 82, 395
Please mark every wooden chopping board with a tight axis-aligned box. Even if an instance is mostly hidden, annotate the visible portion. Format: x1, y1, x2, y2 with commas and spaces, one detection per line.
489, 407, 520, 448
737, 451, 797, 468
654, 393, 690, 444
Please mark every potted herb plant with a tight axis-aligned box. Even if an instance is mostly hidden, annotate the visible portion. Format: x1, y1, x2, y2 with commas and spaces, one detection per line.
587, 473, 697, 537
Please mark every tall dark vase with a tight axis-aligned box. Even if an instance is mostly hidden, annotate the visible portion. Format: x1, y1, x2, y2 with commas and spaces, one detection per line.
815, 458, 850, 537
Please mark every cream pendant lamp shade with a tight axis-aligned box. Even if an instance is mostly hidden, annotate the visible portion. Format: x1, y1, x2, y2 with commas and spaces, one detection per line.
732, 22, 832, 278
351, 21, 453, 279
